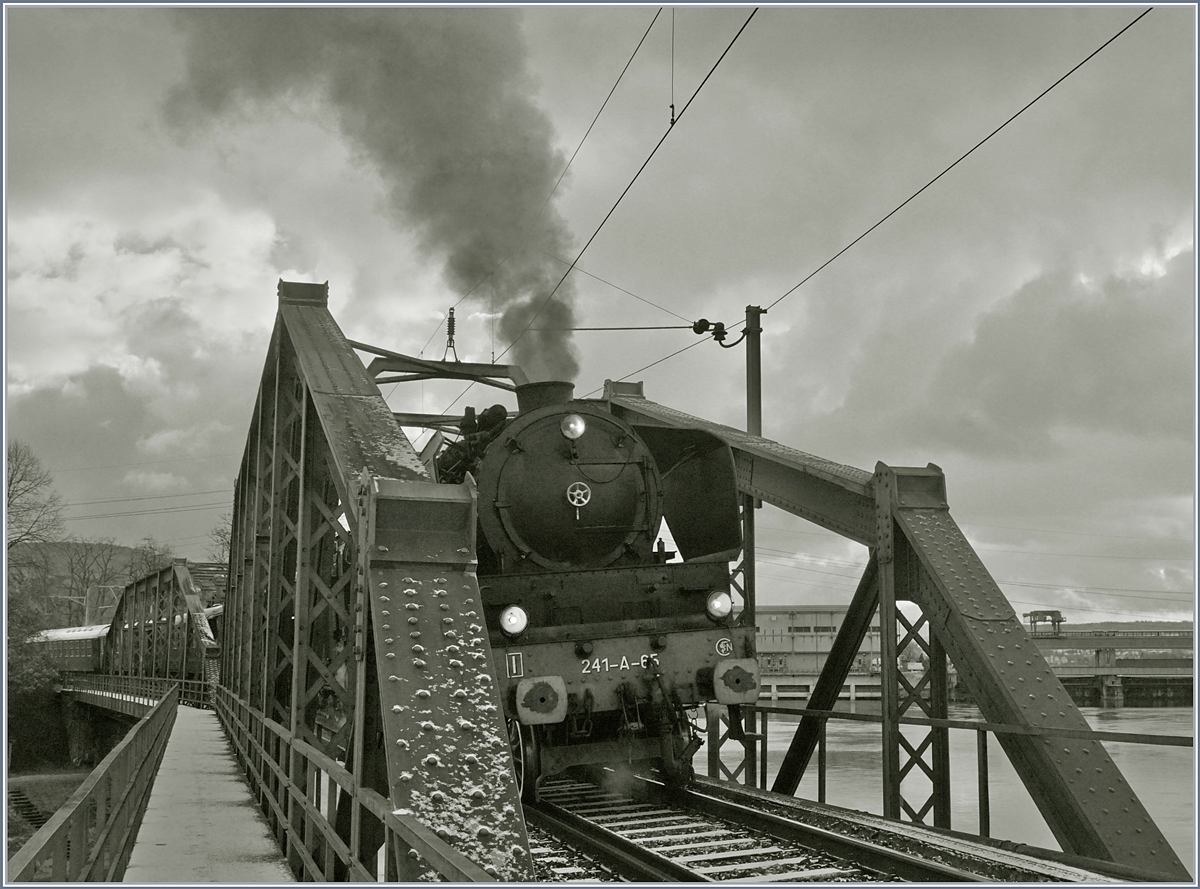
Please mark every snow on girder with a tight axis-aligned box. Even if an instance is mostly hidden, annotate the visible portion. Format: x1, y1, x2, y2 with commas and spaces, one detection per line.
277, 281, 427, 502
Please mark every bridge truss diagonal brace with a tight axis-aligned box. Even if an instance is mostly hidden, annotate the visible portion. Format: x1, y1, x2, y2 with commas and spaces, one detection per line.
884, 464, 1188, 879
362, 474, 535, 881
605, 390, 877, 545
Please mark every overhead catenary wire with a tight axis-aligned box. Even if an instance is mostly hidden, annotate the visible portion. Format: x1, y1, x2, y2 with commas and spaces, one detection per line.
431, 12, 756, 425
538, 249, 693, 322
582, 339, 709, 398
531, 325, 693, 331
63, 501, 230, 521
63, 489, 229, 507
413, 8, 664, 362
50, 452, 240, 473
495, 8, 759, 365
610, 7, 1159, 383
763, 6, 1154, 314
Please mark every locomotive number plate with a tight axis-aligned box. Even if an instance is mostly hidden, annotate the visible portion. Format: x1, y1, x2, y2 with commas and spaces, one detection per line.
581, 653, 659, 674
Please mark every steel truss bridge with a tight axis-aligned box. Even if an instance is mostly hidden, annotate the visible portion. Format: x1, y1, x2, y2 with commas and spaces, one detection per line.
11, 281, 1191, 882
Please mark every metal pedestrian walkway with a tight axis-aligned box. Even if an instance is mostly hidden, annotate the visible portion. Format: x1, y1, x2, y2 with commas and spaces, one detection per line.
122, 706, 294, 882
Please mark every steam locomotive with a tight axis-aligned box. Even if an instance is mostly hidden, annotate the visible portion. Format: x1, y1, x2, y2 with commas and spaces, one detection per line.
412, 376, 759, 798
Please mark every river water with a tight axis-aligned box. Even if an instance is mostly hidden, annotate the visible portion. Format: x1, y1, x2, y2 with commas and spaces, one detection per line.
714, 704, 1194, 873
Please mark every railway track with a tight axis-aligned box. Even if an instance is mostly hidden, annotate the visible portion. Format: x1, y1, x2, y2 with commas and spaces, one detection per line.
525, 773, 987, 882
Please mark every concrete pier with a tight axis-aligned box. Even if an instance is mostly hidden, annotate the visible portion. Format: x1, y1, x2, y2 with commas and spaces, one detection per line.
123, 706, 294, 882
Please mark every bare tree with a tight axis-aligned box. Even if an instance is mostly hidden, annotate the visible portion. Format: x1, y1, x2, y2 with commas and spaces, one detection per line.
6, 441, 64, 554
128, 536, 175, 581
59, 537, 127, 626
207, 511, 232, 563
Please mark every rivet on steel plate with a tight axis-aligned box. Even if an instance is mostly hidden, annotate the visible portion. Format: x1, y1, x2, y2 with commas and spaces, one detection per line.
406, 603, 421, 610
389, 675, 399, 681
380, 596, 390, 602
412, 645, 426, 654
408, 617, 419, 625
450, 659, 464, 668
420, 721, 436, 731
416, 689, 431, 699
378, 546, 388, 552
396, 739, 409, 748
385, 652, 396, 659
385, 637, 394, 644
440, 603, 450, 611
392, 705, 404, 712
380, 582, 388, 588
413, 659, 427, 668
410, 631, 421, 638
430, 791, 446, 804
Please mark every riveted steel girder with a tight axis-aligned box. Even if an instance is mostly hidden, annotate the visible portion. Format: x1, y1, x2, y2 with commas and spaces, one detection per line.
606, 385, 1184, 877
221, 281, 532, 880
605, 388, 876, 544
108, 561, 220, 684
891, 497, 1187, 877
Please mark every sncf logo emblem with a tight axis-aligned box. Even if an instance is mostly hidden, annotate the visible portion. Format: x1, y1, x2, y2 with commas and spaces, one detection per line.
506, 651, 524, 678
715, 638, 734, 657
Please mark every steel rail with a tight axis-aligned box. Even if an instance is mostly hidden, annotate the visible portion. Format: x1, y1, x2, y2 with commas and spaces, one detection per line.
646, 780, 989, 882
532, 774, 982, 883
524, 799, 705, 882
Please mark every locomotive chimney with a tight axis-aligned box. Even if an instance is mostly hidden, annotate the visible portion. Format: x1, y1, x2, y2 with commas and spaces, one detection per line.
515, 381, 575, 413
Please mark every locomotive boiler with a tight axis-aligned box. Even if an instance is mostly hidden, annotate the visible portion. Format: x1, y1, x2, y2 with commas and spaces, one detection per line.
412, 376, 760, 798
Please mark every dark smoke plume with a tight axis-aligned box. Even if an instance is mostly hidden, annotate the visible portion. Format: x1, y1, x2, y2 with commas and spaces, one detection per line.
165, 8, 580, 381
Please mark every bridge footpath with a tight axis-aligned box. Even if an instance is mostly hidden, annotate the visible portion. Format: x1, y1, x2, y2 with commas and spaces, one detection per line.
122, 706, 293, 882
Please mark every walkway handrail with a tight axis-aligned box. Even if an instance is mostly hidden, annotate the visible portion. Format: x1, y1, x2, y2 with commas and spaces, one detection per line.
60, 674, 209, 712
215, 686, 492, 881
7, 685, 178, 882
1032, 630, 1193, 639
746, 703, 1194, 747
709, 702, 1191, 844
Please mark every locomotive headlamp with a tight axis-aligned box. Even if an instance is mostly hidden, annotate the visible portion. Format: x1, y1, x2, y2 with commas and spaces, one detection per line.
560, 413, 587, 440
706, 590, 734, 621
500, 605, 529, 637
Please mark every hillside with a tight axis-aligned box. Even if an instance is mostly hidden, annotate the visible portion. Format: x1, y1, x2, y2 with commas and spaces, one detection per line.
7, 540, 173, 628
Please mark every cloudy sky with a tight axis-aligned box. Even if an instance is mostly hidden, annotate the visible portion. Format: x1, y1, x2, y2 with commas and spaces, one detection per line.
6, 6, 1194, 622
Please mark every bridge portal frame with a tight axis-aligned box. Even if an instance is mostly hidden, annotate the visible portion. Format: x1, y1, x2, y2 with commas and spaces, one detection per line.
605, 385, 1189, 880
